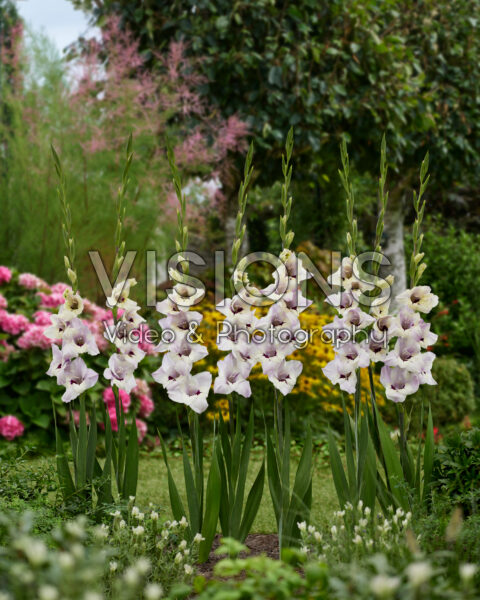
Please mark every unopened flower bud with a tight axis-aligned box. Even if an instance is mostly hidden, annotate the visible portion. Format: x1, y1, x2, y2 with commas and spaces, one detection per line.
67, 268, 77, 285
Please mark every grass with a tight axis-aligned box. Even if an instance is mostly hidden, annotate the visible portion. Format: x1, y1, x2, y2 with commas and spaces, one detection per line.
137, 451, 338, 532
21, 449, 338, 533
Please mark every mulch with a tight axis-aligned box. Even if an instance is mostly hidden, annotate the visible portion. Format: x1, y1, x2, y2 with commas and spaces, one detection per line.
196, 533, 279, 579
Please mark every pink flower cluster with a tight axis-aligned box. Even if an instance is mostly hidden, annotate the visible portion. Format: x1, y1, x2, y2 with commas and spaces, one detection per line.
0, 266, 12, 285
0, 294, 7, 309
18, 273, 48, 289
0, 415, 24, 440
101, 380, 152, 441
16, 324, 52, 350
37, 292, 65, 308
0, 340, 15, 362
0, 310, 29, 335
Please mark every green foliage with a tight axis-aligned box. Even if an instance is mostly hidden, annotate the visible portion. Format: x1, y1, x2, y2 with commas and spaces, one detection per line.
0, 507, 197, 599
74, 0, 480, 254
408, 224, 480, 389
411, 357, 475, 426
159, 413, 221, 563
0, 448, 56, 505
432, 427, 480, 515
266, 398, 313, 551
216, 408, 265, 543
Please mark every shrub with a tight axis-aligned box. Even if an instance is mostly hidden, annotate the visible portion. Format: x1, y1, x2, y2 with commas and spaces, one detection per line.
406, 223, 480, 391
432, 427, 480, 515
0, 267, 155, 443
410, 357, 475, 428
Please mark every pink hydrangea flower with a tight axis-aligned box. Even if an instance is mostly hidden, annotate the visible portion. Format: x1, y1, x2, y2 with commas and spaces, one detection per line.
0, 294, 7, 310
136, 418, 148, 442
50, 283, 70, 295
102, 387, 131, 412
67, 410, 90, 427
33, 310, 53, 326
138, 394, 154, 418
0, 267, 12, 285
0, 415, 24, 440
103, 405, 126, 432
0, 340, 15, 362
83, 299, 112, 322
37, 292, 65, 308
0, 310, 29, 335
18, 273, 46, 289
135, 323, 157, 355
16, 323, 53, 350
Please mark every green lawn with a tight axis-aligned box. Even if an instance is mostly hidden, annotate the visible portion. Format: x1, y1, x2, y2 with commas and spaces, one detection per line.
136, 453, 337, 532
26, 451, 337, 532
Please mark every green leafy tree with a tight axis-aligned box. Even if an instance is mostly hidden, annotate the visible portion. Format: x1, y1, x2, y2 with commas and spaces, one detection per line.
71, 1, 480, 267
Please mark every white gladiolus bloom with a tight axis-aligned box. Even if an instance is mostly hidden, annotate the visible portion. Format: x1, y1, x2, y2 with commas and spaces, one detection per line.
168, 280, 205, 308
396, 286, 439, 314
263, 359, 303, 396
231, 338, 260, 368
214, 354, 252, 398
46, 344, 70, 383
328, 256, 372, 294
342, 307, 376, 330
280, 289, 313, 313
165, 337, 209, 365
385, 337, 423, 373
390, 307, 422, 338
325, 291, 357, 314
156, 296, 187, 316
366, 337, 390, 363
369, 297, 391, 319
258, 341, 296, 371
416, 352, 437, 385
121, 307, 146, 328
380, 366, 420, 403
44, 314, 72, 340
58, 357, 98, 403
61, 318, 99, 359
118, 341, 146, 364
257, 302, 301, 333
415, 320, 438, 348
216, 296, 258, 328
167, 372, 212, 414
322, 316, 352, 346
152, 353, 192, 388
60, 289, 84, 318
322, 357, 357, 394
336, 342, 370, 368
158, 310, 203, 335
279, 248, 312, 282
106, 278, 138, 309
372, 314, 397, 339
104, 353, 137, 393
